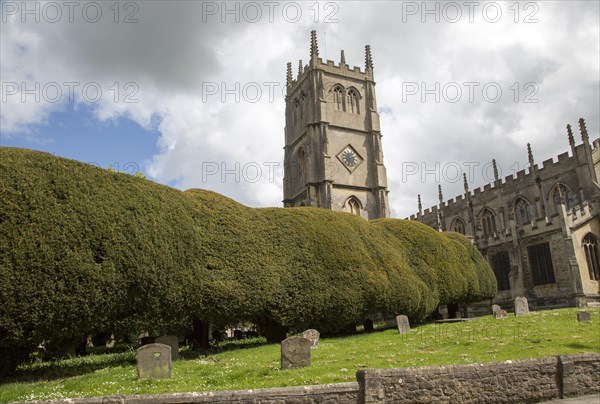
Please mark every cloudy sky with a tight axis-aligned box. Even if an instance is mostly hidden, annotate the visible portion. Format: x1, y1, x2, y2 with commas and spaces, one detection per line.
2, 1, 599, 218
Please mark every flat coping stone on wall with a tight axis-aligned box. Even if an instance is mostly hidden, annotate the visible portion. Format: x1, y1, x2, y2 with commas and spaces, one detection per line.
21, 382, 360, 404
136, 343, 172, 379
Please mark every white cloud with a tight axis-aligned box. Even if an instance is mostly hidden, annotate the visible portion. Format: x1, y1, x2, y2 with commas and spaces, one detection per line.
1, 1, 599, 217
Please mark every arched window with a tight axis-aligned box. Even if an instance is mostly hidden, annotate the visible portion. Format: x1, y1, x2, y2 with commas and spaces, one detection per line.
583, 233, 600, 281
332, 86, 343, 111
345, 196, 361, 216
346, 89, 359, 114
451, 218, 466, 235
552, 183, 574, 212
293, 98, 299, 124
480, 208, 497, 238
514, 197, 532, 226
297, 148, 305, 180
299, 92, 307, 119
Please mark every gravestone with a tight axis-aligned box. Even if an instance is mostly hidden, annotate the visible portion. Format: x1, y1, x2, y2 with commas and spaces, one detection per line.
577, 297, 588, 308
514, 297, 529, 317
396, 315, 410, 334
233, 329, 243, 340
281, 336, 311, 369
491, 304, 501, 316
136, 343, 172, 379
155, 335, 179, 360
495, 310, 508, 319
577, 311, 591, 322
363, 319, 374, 332
302, 329, 320, 348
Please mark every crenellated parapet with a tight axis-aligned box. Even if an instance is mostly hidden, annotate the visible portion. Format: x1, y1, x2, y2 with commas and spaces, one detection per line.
410, 119, 599, 245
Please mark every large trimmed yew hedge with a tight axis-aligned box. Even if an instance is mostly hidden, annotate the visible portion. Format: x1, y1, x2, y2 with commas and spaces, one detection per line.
0, 147, 496, 374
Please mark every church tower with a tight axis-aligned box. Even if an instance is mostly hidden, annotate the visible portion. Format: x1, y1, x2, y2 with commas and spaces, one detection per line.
283, 31, 390, 220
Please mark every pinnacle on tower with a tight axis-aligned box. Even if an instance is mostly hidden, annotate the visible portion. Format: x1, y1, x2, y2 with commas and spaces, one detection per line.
579, 118, 589, 142
286, 62, 293, 87
340, 49, 346, 65
567, 124, 575, 146
418, 194, 422, 213
438, 184, 443, 204
527, 143, 534, 165
463, 173, 469, 193
492, 159, 499, 182
310, 30, 319, 60
365, 45, 373, 70
298, 59, 303, 78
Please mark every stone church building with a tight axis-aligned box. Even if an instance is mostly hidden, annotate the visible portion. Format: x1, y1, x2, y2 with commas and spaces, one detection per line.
410, 121, 600, 314
283, 31, 390, 220
283, 31, 599, 314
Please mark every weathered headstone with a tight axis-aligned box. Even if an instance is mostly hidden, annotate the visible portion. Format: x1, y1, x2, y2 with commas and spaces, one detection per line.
491, 304, 501, 316
136, 343, 172, 379
396, 315, 410, 334
302, 329, 320, 348
363, 319, 374, 332
577, 311, 591, 322
155, 335, 179, 360
577, 297, 588, 308
495, 310, 508, 319
514, 297, 529, 317
281, 336, 311, 369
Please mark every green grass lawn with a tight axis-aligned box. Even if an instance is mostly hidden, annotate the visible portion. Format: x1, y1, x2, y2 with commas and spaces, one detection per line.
1, 308, 598, 403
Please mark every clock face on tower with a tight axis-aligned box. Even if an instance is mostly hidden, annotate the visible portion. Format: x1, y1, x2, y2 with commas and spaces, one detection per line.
337, 145, 363, 172
342, 149, 358, 166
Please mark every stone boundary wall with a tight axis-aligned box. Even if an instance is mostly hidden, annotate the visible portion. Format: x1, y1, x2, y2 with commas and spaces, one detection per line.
16, 354, 599, 404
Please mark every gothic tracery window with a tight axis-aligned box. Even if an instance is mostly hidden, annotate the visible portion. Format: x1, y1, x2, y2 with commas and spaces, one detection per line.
293, 99, 299, 124
481, 208, 497, 238
514, 197, 532, 226
346, 197, 361, 216
347, 89, 359, 114
552, 183, 574, 212
297, 148, 305, 180
333, 86, 343, 111
583, 233, 600, 281
451, 218, 466, 235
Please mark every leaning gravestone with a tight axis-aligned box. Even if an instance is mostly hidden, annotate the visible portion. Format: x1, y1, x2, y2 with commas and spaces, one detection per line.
281, 336, 311, 369
577, 311, 591, 322
514, 297, 529, 317
495, 310, 508, 319
491, 304, 501, 316
396, 315, 410, 334
136, 343, 172, 379
155, 335, 179, 360
302, 329, 320, 348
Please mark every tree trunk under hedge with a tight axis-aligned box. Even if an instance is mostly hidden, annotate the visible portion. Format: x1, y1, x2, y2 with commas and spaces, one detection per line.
191, 318, 210, 349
